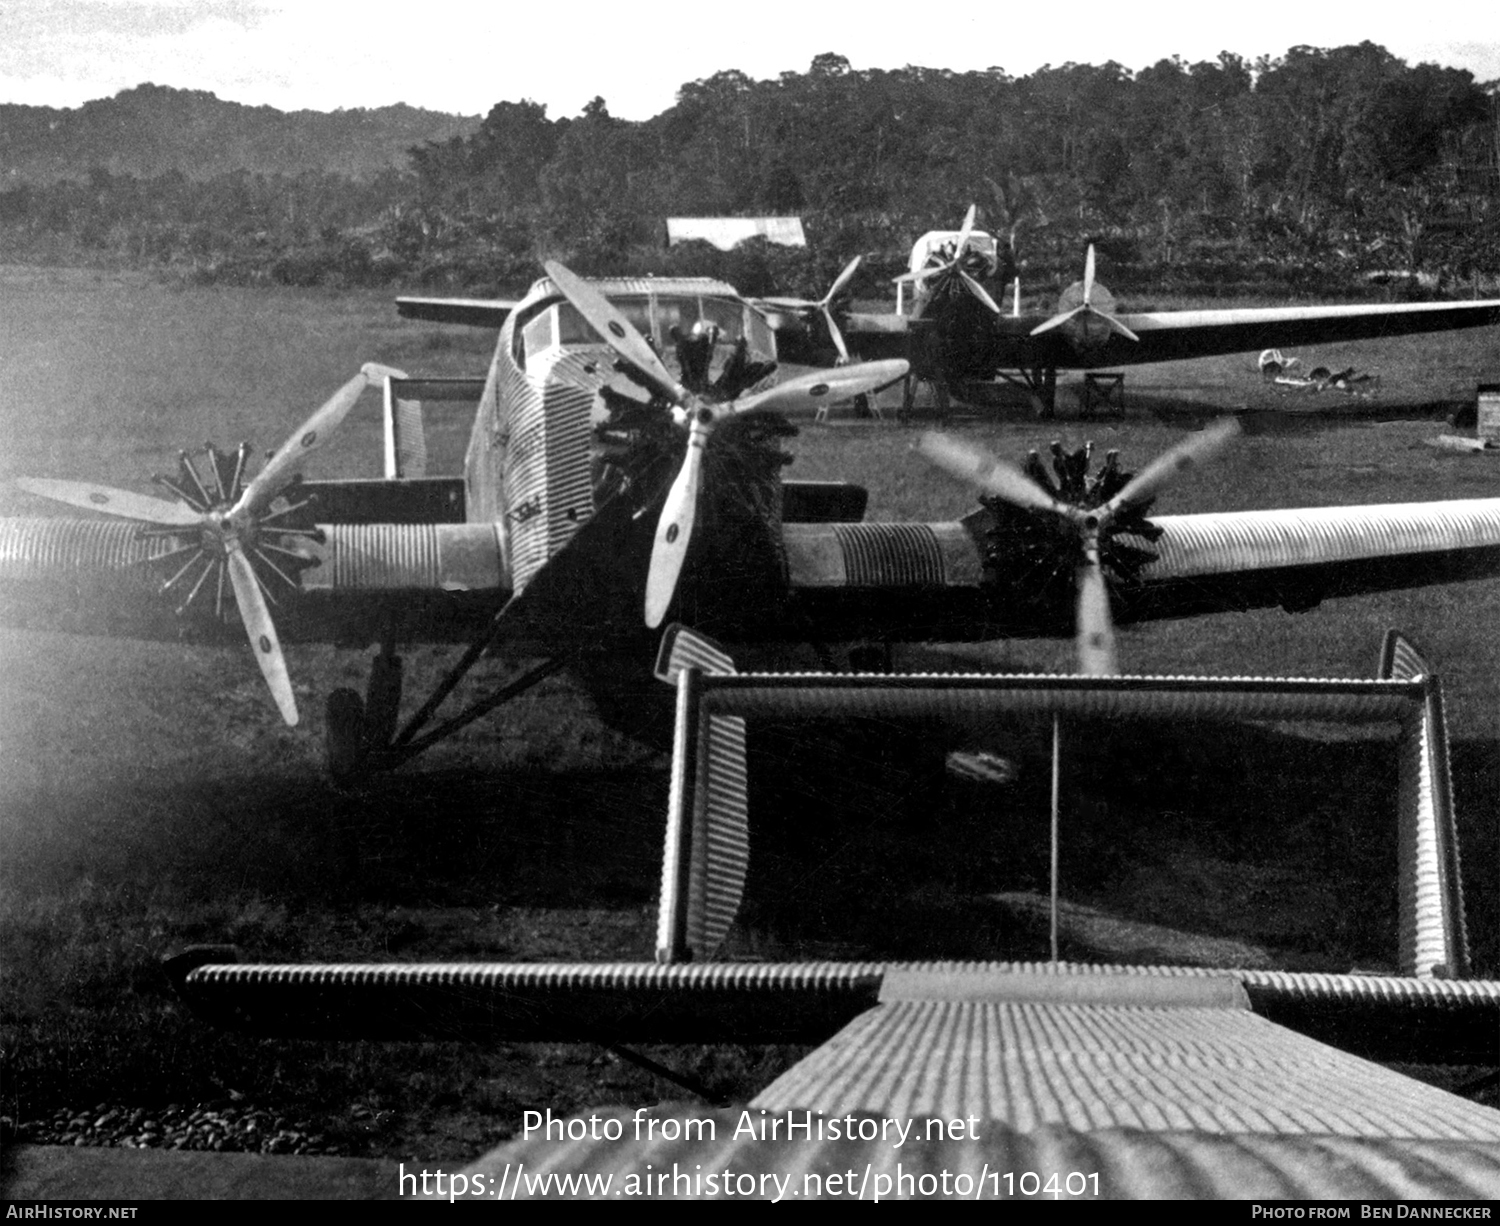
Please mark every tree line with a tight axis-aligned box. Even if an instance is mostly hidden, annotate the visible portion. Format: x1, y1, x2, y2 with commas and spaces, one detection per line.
2, 44, 1496, 302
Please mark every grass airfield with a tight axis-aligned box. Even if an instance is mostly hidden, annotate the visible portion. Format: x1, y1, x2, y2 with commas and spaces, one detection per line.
2, 265, 1499, 1162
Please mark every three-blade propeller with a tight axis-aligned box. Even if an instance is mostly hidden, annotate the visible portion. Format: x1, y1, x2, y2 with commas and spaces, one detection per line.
757, 255, 863, 362
16, 361, 406, 724
1030, 244, 1140, 343
896, 204, 1002, 315
918, 418, 1240, 674
543, 260, 908, 628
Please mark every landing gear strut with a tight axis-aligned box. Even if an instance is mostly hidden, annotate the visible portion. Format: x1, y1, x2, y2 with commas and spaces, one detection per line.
994, 366, 1058, 417
1025, 366, 1058, 418
322, 602, 570, 784
900, 371, 950, 423
364, 643, 403, 750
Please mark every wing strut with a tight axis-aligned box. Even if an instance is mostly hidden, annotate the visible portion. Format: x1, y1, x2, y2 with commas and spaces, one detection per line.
394, 656, 569, 760
320, 592, 571, 784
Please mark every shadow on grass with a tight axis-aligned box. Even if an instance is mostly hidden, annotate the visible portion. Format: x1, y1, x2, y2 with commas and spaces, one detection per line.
0, 765, 669, 912
1135, 391, 1464, 432
8, 717, 1490, 973
734, 720, 1498, 978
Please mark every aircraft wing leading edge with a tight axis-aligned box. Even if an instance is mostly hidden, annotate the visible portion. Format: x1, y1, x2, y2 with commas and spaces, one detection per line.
836, 297, 1500, 371
779, 497, 1500, 629
395, 297, 517, 328
1105, 297, 1500, 367
11, 493, 1500, 641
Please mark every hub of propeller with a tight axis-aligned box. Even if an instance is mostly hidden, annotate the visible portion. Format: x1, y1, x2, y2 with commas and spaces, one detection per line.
898, 205, 1002, 316
980, 440, 1162, 605
918, 418, 1240, 674
140, 442, 322, 622
1030, 244, 1140, 346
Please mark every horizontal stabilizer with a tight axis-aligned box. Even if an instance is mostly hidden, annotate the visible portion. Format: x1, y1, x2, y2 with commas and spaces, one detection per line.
653, 661, 1465, 979
167, 954, 1500, 1056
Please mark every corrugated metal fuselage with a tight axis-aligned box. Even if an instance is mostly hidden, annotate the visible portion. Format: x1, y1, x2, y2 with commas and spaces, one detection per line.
464, 276, 783, 602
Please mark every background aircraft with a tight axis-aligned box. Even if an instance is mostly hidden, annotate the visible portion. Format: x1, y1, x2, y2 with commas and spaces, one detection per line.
763, 206, 1500, 416
11, 264, 1500, 784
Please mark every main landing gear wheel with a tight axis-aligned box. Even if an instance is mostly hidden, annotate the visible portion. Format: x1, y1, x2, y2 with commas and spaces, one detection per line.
324, 646, 406, 787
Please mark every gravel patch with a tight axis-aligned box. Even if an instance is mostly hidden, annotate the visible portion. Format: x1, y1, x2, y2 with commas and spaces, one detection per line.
8, 1102, 338, 1154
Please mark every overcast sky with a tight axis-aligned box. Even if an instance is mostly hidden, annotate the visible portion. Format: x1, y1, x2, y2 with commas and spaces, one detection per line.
4, 0, 1499, 121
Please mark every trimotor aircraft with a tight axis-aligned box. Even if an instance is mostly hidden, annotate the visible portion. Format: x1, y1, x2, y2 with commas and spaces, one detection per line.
11, 265, 1497, 1191
10, 262, 1500, 782
760, 205, 1500, 416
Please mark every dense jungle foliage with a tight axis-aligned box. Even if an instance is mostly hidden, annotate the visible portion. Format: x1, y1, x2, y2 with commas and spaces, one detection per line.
2, 44, 1497, 300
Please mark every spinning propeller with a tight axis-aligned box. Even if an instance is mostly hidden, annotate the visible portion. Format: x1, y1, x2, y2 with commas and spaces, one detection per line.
919, 418, 1240, 674
1030, 244, 1140, 343
896, 204, 1002, 315
543, 261, 908, 628
16, 362, 407, 725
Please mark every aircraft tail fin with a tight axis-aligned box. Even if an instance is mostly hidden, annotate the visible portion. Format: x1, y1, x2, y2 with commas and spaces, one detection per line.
380, 376, 486, 479
655, 626, 749, 962
1377, 629, 1467, 979
1378, 627, 1431, 681
654, 622, 738, 683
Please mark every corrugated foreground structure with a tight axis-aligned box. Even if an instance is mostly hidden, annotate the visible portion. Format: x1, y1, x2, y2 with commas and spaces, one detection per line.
170, 957, 1500, 1058
446, 967, 1500, 1200
759, 970, 1497, 1138
453, 1110, 1500, 1200
170, 957, 1500, 1199
651, 626, 1468, 977
166, 630, 1500, 1199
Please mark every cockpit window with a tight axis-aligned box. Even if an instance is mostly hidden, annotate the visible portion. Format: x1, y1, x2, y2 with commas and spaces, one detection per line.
919, 232, 999, 270
521, 308, 556, 359
653, 296, 701, 340
557, 299, 651, 345
699, 297, 743, 340
745, 308, 774, 355
516, 290, 775, 375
